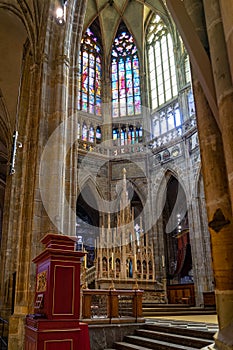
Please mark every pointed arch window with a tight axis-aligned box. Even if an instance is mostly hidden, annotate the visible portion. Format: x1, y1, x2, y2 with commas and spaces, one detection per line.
78, 27, 102, 116
111, 25, 141, 117
147, 14, 178, 109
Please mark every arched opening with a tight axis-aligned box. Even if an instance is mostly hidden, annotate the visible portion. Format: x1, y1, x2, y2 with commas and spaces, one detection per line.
76, 184, 100, 268
162, 175, 194, 303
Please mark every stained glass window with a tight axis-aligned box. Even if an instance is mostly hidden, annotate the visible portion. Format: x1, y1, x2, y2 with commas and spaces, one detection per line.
89, 125, 94, 143
111, 25, 141, 117
78, 27, 102, 116
147, 15, 178, 109
82, 123, 87, 141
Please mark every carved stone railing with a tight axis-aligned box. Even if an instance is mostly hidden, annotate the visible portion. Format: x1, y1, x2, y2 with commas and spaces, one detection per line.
81, 289, 144, 324
77, 116, 197, 159
77, 140, 146, 157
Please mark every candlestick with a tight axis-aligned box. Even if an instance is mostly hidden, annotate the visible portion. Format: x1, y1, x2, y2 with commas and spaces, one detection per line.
84, 253, 87, 269
162, 255, 165, 268
111, 252, 114, 270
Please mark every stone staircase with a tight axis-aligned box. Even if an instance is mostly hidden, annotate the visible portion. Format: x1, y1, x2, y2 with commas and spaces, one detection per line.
143, 303, 216, 317
105, 320, 217, 350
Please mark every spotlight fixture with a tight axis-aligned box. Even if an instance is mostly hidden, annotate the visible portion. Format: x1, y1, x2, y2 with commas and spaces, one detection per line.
55, 0, 68, 25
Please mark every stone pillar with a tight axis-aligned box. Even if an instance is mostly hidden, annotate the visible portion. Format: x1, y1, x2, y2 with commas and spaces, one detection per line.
203, 0, 233, 210
219, 0, 233, 83
102, 78, 112, 143
203, 0, 233, 334
193, 79, 233, 343
175, 1, 233, 346
7, 57, 44, 350
1, 1, 88, 349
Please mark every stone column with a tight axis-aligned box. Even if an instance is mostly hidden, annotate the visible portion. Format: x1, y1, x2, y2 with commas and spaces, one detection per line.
203, 0, 233, 209
6, 49, 46, 350
219, 0, 233, 82
102, 77, 112, 143
193, 78, 233, 336
174, 1, 233, 346
202, 0, 233, 335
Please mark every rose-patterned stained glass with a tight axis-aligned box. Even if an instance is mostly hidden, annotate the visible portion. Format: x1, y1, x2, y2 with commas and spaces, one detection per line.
78, 28, 102, 116
111, 26, 141, 117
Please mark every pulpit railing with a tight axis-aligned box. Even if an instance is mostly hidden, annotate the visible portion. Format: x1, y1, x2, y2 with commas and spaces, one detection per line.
81, 289, 144, 324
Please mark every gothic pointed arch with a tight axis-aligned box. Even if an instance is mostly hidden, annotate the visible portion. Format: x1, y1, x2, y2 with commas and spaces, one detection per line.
76, 180, 101, 267
162, 173, 193, 285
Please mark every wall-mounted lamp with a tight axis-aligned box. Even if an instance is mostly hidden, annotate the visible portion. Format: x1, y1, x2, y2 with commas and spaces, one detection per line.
9, 131, 22, 175
55, 0, 68, 25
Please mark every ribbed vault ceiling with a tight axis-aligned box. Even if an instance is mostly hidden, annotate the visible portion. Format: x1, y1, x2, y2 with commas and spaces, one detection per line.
83, 0, 170, 58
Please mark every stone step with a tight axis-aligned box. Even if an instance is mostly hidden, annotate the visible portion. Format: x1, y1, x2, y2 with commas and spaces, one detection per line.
143, 309, 216, 317
104, 320, 216, 350
143, 303, 190, 308
114, 342, 153, 350
115, 336, 199, 350
135, 329, 212, 348
144, 323, 215, 340
143, 306, 216, 317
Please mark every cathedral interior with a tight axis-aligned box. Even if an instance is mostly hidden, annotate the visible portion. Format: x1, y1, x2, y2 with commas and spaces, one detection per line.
0, 0, 233, 349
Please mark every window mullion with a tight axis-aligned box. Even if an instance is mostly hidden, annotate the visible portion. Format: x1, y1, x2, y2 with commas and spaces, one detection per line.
153, 44, 159, 108
124, 57, 128, 116
117, 58, 120, 117
166, 35, 173, 99
80, 49, 83, 110
131, 55, 135, 115
160, 39, 166, 106
87, 51, 90, 113
94, 52, 97, 108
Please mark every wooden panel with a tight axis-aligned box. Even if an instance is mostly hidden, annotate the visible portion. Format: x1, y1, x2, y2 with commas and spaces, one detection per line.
167, 284, 195, 305
203, 292, 216, 306
53, 265, 74, 315
24, 339, 37, 350
45, 339, 73, 350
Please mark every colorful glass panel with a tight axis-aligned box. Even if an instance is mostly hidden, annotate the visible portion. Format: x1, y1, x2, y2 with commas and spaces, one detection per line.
111, 26, 141, 117
82, 123, 87, 141
78, 27, 102, 116
89, 126, 94, 143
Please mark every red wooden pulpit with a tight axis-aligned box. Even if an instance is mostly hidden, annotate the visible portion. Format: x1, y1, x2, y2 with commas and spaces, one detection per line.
25, 233, 90, 350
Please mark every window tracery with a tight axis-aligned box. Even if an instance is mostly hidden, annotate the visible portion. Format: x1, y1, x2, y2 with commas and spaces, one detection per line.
78, 27, 102, 116
147, 14, 177, 109
111, 25, 141, 117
